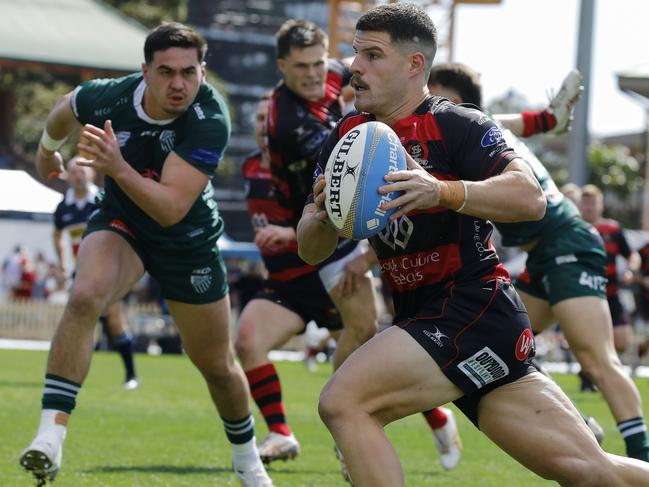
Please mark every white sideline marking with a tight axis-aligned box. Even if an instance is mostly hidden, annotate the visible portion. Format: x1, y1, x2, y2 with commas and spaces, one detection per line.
2, 339, 648, 378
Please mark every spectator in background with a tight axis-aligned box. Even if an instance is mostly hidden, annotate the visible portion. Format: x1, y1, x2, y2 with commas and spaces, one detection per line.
12, 248, 36, 300
580, 184, 641, 355
560, 182, 583, 207
2, 245, 27, 299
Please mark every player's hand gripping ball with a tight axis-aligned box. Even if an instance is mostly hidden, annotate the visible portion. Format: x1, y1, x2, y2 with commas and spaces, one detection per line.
324, 121, 406, 240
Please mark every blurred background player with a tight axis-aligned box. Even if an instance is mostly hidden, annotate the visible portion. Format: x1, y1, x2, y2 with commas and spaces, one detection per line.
580, 184, 641, 357
236, 94, 343, 464
428, 61, 648, 461
267, 19, 378, 375
560, 182, 583, 207
53, 156, 139, 390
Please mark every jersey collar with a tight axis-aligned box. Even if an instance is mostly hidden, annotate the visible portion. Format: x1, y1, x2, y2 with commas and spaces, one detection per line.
133, 80, 176, 125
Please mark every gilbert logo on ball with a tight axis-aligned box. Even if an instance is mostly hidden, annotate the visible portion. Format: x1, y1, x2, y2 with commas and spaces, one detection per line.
324, 121, 406, 240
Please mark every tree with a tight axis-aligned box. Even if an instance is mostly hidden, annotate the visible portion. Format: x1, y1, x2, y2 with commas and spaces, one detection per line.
587, 143, 643, 199
103, 0, 188, 27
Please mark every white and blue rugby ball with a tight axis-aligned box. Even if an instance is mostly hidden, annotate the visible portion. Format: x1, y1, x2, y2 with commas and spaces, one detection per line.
324, 121, 406, 240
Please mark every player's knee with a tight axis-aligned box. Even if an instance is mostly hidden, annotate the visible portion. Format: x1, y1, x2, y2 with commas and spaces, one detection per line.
234, 323, 254, 361
67, 286, 109, 319
578, 351, 621, 381
318, 378, 353, 428
192, 350, 238, 384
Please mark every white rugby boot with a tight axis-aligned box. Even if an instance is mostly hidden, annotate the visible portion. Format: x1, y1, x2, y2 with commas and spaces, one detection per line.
432, 407, 462, 470
258, 432, 300, 464
233, 461, 274, 487
20, 435, 63, 485
547, 69, 583, 135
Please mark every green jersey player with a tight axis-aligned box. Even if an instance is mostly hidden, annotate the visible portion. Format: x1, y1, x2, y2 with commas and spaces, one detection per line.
21, 22, 273, 487
428, 62, 649, 463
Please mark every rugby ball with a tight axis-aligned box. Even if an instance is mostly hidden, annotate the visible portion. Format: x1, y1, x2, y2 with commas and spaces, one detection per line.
324, 121, 406, 240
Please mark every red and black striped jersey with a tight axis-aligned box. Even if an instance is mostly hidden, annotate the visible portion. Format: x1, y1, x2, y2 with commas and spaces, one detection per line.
595, 218, 632, 296
242, 152, 316, 282
315, 97, 517, 321
267, 59, 350, 228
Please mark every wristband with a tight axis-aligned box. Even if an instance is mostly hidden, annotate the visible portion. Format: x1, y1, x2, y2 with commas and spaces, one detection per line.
456, 180, 468, 212
40, 129, 67, 152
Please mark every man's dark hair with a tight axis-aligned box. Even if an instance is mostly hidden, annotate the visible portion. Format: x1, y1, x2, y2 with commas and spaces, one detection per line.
144, 22, 207, 64
356, 3, 437, 72
428, 63, 483, 109
276, 19, 328, 59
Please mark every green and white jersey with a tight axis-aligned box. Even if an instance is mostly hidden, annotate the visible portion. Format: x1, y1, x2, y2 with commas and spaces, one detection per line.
495, 128, 581, 247
71, 73, 230, 242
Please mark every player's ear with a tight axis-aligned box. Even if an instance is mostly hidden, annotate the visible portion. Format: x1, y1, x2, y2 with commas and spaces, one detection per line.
409, 52, 425, 77
277, 58, 286, 76
142, 63, 149, 82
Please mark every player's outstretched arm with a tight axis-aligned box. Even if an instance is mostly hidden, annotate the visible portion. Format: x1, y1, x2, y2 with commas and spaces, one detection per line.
297, 175, 338, 265
36, 92, 81, 180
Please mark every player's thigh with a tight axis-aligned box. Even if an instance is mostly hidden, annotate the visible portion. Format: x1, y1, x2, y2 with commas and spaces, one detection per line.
237, 298, 305, 352
516, 289, 554, 332
479, 372, 606, 479
552, 296, 616, 358
167, 296, 233, 364
74, 230, 144, 301
322, 326, 463, 425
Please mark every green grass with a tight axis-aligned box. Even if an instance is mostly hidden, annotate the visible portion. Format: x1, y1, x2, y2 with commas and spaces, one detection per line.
0, 349, 646, 486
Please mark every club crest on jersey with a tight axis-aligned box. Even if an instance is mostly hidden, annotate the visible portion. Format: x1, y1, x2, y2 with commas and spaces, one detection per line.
480, 126, 504, 148
159, 130, 175, 153
191, 267, 212, 294
406, 142, 429, 167
115, 131, 131, 147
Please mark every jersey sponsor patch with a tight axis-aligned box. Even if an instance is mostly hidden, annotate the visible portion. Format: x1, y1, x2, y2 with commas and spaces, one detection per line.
191, 148, 222, 166
458, 346, 509, 389
515, 328, 535, 361
191, 267, 213, 294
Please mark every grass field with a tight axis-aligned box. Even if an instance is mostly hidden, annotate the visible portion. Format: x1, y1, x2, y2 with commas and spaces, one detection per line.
1, 349, 647, 486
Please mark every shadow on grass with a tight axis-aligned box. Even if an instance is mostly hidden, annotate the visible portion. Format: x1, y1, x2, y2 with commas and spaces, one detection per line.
84, 465, 232, 475
85, 464, 335, 476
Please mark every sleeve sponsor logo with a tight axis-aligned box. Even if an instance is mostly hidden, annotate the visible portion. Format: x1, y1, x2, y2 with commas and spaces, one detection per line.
191, 147, 222, 166
457, 346, 509, 389
193, 103, 206, 120
480, 126, 504, 148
